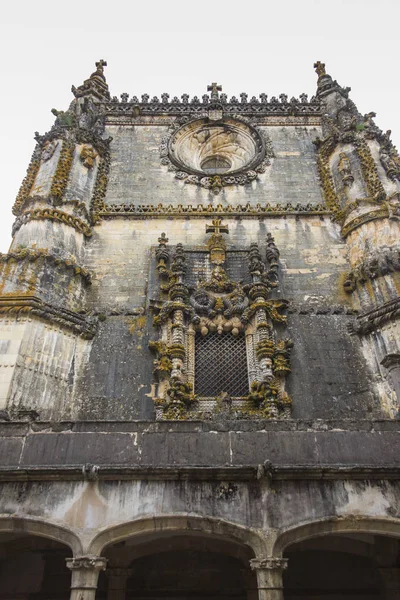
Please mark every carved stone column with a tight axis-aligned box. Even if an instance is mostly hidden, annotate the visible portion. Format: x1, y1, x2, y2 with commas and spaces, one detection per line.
106, 567, 133, 600
378, 567, 400, 599
250, 557, 288, 600
66, 555, 107, 600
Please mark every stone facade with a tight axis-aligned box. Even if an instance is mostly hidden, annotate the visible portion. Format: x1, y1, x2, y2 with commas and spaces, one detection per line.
0, 60, 399, 599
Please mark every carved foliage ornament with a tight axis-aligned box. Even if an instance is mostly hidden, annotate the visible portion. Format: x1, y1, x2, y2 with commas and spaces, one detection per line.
160, 117, 274, 194
150, 220, 293, 420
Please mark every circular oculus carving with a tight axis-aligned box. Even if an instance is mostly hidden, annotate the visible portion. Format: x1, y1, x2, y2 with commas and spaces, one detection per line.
168, 118, 266, 176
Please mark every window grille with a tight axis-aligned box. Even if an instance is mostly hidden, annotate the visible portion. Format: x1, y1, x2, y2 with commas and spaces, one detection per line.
194, 332, 249, 397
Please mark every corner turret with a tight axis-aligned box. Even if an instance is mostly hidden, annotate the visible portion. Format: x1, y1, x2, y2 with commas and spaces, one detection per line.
313, 61, 400, 412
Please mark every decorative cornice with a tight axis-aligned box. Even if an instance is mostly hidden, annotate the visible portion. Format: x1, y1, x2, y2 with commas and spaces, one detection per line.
101, 96, 321, 118
99, 202, 329, 218
13, 208, 92, 237
341, 205, 392, 238
349, 297, 400, 336
0, 463, 398, 482
106, 115, 322, 128
16, 195, 90, 222
250, 557, 288, 571
0, 295, 97, 339
0, 250, 91, 283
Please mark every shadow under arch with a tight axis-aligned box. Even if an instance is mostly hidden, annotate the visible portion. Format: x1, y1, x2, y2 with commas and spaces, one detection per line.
87, 513, 267, 557
0, 514, 83, 555
273, 516, 400, 556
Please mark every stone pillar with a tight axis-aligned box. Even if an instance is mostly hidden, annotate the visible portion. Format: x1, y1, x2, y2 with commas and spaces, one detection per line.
66, 555, 107, 600
250, 557, 288, 600
379, 567, 400, 599
106, 567, 133, 600
381, 353, 400, 409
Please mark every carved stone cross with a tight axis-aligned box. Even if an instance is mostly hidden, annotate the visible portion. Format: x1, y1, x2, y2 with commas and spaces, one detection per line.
313, 61, 326, 78
206, 218, 229, 236
207, 82, 222, 101
95, 59, 107, 74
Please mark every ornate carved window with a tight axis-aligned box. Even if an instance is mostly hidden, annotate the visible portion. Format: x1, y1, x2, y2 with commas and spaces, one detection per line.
150, 221, 293, 420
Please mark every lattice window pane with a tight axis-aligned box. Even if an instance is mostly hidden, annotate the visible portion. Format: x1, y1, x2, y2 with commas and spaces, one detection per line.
195, 332, 249, 397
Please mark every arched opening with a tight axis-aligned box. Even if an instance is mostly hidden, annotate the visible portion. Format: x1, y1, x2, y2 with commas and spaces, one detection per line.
200, 155, 232, 175
0, 531, 72, 599
282, 532, 400, 599
102, 531, 257, 600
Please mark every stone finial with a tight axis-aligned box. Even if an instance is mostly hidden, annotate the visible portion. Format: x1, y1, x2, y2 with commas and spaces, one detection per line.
72, 59, 111, 101
158, 232, 169, 246
206, 219, 229, 265
94, 59, 107, 78
314, 61, 326, 78
207, 82, 222, 101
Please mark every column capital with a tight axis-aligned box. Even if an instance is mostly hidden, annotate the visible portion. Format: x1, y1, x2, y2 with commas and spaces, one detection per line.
250, 557, 288, 571
66, 555, 107, 600
66, 555, 107, 571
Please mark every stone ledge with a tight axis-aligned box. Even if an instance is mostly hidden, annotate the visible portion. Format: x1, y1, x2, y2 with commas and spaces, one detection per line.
0, 422, 398, 471
13, 418, 400, 434
0, 464, 398, 483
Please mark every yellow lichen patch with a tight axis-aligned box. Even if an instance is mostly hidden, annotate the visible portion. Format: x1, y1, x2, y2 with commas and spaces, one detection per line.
127, 315, 147, 336
13, 152, 41, 215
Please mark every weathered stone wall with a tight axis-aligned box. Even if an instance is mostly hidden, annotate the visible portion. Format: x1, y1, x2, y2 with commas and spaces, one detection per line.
105, 125, 323, 208
0, 419, 398, 555
77, 214, 382, 421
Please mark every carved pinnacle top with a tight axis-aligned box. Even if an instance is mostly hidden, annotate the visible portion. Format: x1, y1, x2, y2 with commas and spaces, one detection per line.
158, 232, 169, 246
206, 218, 229, 236
91, 59, 107, 81
207, 82, 222, 101
314, 61, 326, 78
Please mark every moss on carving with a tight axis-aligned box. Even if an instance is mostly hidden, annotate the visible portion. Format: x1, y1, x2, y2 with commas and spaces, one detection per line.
13, 149, 41, 216
50, 140, 74, 203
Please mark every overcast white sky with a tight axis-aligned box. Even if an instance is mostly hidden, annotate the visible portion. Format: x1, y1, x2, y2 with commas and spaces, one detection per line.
0, 0, 399, 252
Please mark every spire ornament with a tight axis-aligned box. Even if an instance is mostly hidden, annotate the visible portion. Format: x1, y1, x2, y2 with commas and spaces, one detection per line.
314, 61, 326, 78
207, 82, 222, 101
206, 218, 229, 265
72, 59, 111, 102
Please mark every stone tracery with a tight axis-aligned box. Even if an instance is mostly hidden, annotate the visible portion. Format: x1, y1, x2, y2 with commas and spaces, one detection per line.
160, 116, 274, 194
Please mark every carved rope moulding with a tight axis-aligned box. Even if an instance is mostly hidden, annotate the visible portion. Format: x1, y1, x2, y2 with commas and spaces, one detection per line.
160, 117, 274, 193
